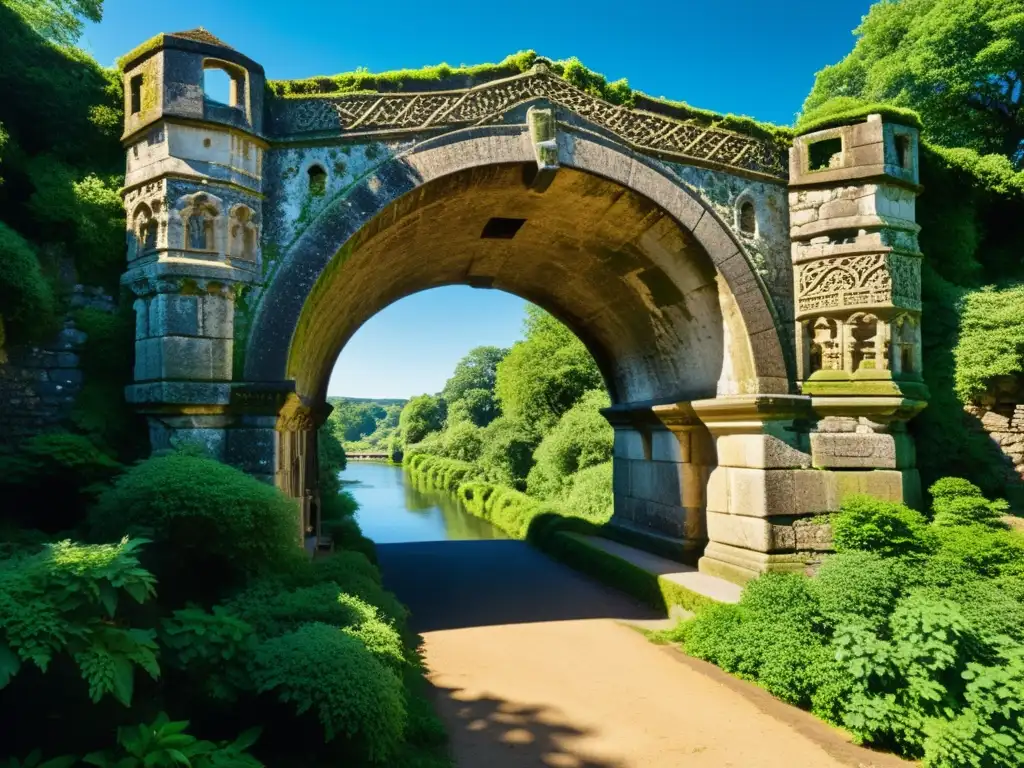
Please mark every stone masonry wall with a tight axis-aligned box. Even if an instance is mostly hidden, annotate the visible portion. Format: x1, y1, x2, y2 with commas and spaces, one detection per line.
965, 403, 1024, 485
0, 286, 115, 443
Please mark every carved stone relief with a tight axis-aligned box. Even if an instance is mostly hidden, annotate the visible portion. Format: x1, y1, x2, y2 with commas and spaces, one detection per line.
275, 68, 788, 180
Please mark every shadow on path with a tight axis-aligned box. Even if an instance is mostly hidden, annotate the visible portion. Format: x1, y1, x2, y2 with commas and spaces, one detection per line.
376, 540, 659, 632
429, 683, 622, 768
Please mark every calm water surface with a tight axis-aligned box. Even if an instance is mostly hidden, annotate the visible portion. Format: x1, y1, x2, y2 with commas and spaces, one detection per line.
343, 461, 508, 543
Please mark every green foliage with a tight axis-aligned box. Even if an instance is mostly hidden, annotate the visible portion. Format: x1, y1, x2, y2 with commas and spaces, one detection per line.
802, 0, 1024, 163
0, 221, 56, 342
326, 399, 386, 443
560, 461, 613, 522
5, 0, 103, 46
250, 623, 406, 762
526, 390, 613, 498
224, 581, 372, 638
436, 420, 484, 463
831, 494, 936, 558
0, 431, 121, 532
952, 285, 1024, 402
796, 99, 923, 135
476, 417, 537, 490
495, 306, 604, 433
0, 537, 158, 705
404, 454, 482, 494
441, 346, 507, 427
810, 551, 908, 629
398, 395, 445, 446
83, 713, 263, 768
89, 454, 300, 602
71, 307, 147, 458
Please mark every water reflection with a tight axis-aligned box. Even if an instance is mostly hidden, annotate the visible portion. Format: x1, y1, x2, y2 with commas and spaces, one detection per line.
343, 461, 507, 544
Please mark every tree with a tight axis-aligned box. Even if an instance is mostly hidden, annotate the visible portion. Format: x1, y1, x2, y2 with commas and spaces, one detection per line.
441, 346, 507, 427
4, 0, 104, 46
398, 394, 445, 445
495, 305, 604, 433
526, 389, 613, 499
802, 0, 1024, 164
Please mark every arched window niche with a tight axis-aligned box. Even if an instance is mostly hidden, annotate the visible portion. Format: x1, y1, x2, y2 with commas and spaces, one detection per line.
735, 192, 757, 237
307, 165, 327, 197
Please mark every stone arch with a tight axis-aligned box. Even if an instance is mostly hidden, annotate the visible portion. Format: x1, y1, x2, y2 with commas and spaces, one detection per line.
245, 128, 790, 407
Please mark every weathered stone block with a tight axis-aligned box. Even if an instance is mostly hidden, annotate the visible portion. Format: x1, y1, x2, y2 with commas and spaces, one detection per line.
149, 294, 201, 337
201, 294, 234, 339
160, 336, 213, 380
810, 431, 916, 469
699, 542, 813, 585
650, 429, 682, 462
613, 429, 647, 460
613, 457, 631, 496
715, 433, 811, 469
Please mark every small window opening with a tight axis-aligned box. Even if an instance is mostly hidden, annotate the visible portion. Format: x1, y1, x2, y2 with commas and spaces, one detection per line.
129, 74, 143, 115
640, 429, 653, 462
895, 134, 911, 169
739, 201, 756, 234
808, 137, 843, 171
203, 66, 234, 106
481, 217, 526, 239
307, 165, 327, 196
203, 137, 212, 148
901, 346, 914, 374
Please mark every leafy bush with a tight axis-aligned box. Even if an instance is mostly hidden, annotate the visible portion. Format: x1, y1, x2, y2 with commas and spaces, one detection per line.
0, 432, 122, 532
952, 285, 1024, 403
831, 494, 935, 558
810, 551, 908, 629
159, 606, 255, 701
88, 454, 301, 602
476, 417, 537, 489
560, 461, 613, 523
0, 222, 56, 343
928, 477, 1010, 529
83, 713, 263, 768
250, 623, 406, 763
404, 454, 481, 493
223, 582, 375, 638
526, 389, 612, 498
0, 538, 158, 705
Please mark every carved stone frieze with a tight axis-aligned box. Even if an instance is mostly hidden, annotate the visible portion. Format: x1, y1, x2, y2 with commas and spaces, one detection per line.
273, 68, 788, 180
796, 251, 921, 315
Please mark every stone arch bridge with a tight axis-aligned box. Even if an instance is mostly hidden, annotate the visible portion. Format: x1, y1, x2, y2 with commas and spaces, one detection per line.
118, 29, 927, 583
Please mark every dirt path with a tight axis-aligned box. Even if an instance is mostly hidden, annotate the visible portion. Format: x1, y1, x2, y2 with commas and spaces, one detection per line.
377, 540, 913, 768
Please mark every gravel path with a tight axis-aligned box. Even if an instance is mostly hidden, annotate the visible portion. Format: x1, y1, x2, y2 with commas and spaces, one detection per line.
377, 540, 913, 768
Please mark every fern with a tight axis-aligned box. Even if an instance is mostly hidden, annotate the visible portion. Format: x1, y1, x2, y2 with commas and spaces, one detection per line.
0, 537, 158, 704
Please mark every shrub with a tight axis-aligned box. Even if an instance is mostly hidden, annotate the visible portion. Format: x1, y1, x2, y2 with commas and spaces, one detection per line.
439, 420, 484, 463
250, 623, 406, 762
831, 494, 935, 558
283, 551, 406, 625
88, 453, 300, 602
526, 390, 612, 498
560, 461, 613, 523
477, 417, 537, 489
0, 538, 158, 705
924, 525, 1024, 584
224, 582, 373, 638
0, 432, 122, 532
928, 477, 1010, 529
0, 221, 56, 342
404, 454, 481, 493
810, 551, 908, 629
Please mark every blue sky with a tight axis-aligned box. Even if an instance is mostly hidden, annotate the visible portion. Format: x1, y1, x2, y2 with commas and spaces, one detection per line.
83, 0, 870, 399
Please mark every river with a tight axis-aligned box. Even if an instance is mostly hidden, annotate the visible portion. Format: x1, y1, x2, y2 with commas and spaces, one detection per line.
341, 461, 508, 543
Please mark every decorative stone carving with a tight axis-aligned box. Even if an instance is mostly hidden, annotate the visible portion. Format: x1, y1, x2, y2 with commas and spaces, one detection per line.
168, 191, 224, 254
228, 204, 259, 261
275, 67, 788, 180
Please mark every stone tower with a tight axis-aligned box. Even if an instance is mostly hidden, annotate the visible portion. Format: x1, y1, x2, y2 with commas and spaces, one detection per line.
119, 29, 267, 460
790, 114, 927, 499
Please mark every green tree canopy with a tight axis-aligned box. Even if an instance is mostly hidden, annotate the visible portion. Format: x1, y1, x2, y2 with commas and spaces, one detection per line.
802, 0, 1024, 164
398, 394, 445, 445
495, 306, 604, 433
4, 0, 103, 46
441, 346, 507, 427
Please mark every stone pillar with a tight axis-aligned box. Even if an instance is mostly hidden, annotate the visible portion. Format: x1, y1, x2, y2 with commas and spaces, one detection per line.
692, 395, 829, 583
119, 31, 270, 471
602, 404, 712, 563
789, 114, 927, 505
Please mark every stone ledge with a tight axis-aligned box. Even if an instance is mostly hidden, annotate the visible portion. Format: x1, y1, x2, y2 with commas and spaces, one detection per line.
559, 532, 741, 605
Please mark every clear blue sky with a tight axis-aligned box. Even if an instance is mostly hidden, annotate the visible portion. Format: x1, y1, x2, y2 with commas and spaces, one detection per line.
82, 0, 870, 399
